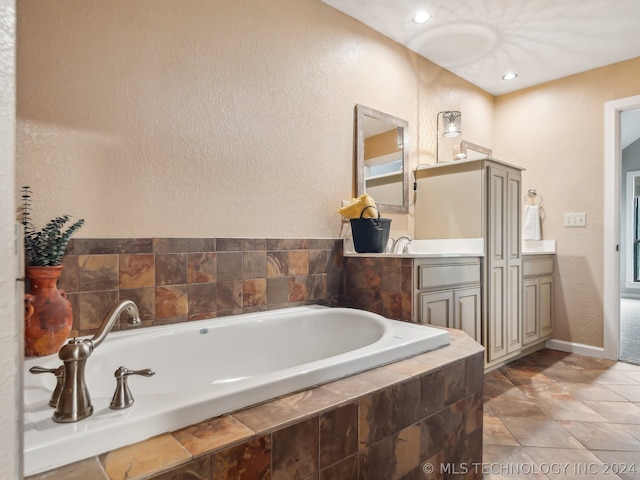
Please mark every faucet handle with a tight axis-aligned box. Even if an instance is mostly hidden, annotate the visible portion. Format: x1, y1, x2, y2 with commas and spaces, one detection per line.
29, 365, 65, 407
109, 366, 155, 410
128, 368, 155, 377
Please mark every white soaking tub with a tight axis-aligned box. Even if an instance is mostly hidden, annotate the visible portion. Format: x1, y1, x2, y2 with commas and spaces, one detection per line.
23, 305, 450, 475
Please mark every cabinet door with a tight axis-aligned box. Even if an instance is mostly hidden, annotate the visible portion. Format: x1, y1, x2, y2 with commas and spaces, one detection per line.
522, 278, 539, 345
539, 275, 553, 338
507, 171, 521, 261
487, 167, 508, 362
487, 265, 507, 361
486, 166, 522, 361
506, 170, 522, 353
454, 287, 481, 342
507, 263, 522, 352
420, 290, 454, 328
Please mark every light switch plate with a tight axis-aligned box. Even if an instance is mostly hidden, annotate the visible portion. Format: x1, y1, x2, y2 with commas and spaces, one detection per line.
564, 213, 586, 227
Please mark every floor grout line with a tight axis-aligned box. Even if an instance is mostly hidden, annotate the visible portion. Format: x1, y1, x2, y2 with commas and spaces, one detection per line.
620, 298, 640, 365
483, 348, 640, 478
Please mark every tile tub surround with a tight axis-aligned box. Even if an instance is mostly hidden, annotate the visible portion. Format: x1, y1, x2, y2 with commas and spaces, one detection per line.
53, 237, 343, 337
344, 256, 414, 322
27, 329, 484, 480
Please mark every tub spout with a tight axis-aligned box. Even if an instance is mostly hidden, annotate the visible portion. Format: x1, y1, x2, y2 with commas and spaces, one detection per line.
91, 300, 141, 349
53, 300, 141, 423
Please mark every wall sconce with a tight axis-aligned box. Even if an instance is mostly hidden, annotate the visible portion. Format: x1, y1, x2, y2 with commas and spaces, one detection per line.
436, 110, 462, 162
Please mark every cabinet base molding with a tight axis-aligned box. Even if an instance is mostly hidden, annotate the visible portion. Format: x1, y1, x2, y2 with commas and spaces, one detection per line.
545, 338, 605, 358
484, 340, 549, 373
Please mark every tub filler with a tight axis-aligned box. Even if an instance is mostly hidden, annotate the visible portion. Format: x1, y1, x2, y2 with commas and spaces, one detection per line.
23, 305, 450, 475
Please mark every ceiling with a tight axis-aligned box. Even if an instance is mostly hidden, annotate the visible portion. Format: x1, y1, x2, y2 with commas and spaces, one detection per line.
320, 0, 640, 96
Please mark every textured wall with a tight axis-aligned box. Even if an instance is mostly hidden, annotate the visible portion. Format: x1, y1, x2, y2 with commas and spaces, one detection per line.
16, 0, 493, 239
494, 57, 640, 348
0, 0, 20, 478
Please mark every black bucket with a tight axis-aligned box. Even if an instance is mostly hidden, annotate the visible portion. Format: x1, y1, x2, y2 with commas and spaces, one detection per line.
350, 206, 392, 253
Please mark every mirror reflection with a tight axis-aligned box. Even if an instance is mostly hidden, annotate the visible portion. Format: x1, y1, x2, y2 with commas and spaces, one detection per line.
356, 104, 409, 213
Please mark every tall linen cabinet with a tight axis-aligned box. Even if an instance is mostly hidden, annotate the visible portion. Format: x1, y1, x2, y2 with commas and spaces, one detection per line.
414, 157, 524, 367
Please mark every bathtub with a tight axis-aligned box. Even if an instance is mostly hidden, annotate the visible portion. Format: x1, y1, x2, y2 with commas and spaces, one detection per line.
23, 305, 450, 475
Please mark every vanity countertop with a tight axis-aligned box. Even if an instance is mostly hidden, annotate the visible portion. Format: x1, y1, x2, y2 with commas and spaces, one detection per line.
522, 240, 556, 255
343, 238, 556, 257
343, 238, 484, 258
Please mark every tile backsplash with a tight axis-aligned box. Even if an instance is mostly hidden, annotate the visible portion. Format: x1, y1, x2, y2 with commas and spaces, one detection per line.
54, 238, 343, 337
343, 256, 413, 322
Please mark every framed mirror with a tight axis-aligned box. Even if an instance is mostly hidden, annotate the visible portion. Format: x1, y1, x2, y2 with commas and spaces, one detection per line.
356, 104, 409, 214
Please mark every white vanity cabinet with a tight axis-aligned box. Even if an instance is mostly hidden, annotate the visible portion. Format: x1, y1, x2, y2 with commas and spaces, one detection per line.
522, 255, 554, 346
415, 257, 482, 343
414, 157, 524, 366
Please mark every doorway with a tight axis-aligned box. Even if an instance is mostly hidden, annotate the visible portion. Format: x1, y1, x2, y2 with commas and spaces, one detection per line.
604, 94, 640, 361
619, 110, 640, 364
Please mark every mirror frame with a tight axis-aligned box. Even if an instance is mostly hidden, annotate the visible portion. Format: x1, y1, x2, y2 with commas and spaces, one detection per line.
355, 104, 409, 214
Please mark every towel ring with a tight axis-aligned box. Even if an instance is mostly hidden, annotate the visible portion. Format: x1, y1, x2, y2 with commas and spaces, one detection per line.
524, 188, 543, 207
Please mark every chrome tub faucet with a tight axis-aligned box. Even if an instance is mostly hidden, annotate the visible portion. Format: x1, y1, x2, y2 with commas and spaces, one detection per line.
390, 235, 412, 254
52, 300, 141, 423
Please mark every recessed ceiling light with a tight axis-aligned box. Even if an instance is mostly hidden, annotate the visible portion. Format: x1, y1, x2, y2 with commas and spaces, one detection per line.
412, 11, 431, 24
501, 72, 518, 81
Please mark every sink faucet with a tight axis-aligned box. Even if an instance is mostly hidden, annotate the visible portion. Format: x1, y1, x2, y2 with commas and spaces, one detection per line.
53, 300, 141, 423
390, 235, 412, 254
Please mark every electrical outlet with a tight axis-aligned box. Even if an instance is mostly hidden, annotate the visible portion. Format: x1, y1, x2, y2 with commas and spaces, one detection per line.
563, 213, 586, 227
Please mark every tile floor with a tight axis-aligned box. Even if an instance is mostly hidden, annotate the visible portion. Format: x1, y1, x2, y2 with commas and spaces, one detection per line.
483, 349, 640, 480
620, 298, 640, 365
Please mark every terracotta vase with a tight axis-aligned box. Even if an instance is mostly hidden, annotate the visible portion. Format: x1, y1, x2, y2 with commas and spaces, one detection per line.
24, 265, 73, 357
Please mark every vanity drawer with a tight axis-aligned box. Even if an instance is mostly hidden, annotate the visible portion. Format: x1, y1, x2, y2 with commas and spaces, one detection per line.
418, 262, 480, 290
522, 257, 554, 277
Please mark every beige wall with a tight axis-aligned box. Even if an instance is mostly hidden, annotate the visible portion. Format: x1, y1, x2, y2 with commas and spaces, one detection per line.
16, 0, 493, 240
494, 57, 640, 348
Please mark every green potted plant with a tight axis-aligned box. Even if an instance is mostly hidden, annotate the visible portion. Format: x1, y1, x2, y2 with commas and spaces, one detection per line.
21, 186, 85, 357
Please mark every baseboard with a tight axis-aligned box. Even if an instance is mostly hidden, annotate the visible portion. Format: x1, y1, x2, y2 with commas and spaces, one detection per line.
545, 338, 605, 358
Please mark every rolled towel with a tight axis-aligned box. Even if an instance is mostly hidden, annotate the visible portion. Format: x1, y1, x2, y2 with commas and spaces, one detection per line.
522, 204, 541, 241
337, 193, 378, 219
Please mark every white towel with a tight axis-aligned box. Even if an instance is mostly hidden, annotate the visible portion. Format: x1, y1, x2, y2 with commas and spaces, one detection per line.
522, 204, 541, 241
